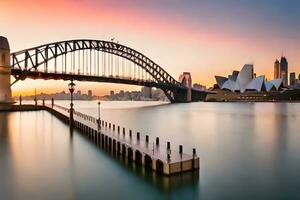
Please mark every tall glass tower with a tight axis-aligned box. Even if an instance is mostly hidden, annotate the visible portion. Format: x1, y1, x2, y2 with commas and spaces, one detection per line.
274, 59, 280, 79
280, 56, 288, 86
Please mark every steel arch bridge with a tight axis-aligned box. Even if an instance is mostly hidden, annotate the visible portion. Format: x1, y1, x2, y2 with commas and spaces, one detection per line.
10, 39, 208, 102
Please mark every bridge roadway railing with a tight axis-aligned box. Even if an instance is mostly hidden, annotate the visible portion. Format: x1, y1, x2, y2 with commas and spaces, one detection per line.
12, 68, 155, 83
45, 103, 199, 175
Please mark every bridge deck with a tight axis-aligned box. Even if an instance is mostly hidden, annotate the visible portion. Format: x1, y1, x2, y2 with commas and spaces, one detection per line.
49, 104, 199, 175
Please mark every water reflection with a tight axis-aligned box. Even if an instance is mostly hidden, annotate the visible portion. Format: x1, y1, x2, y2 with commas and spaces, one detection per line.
1, 102, 300, 200
0, 113, 14, 200
275, 103, 288, 153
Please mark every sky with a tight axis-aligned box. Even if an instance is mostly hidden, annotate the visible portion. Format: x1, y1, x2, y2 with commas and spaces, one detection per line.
0, 0, 300, 96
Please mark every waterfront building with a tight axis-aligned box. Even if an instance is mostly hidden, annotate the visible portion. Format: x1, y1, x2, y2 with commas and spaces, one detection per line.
215, 64, 283, 93
274, 59, 280, 79
280, 56, 288, 86
290, 72, 296, 86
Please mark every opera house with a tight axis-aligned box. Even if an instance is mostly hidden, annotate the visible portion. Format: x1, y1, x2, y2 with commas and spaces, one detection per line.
215, 64, 283, 93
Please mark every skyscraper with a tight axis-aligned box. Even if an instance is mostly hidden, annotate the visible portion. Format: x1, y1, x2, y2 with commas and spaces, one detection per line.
290, 72, 296, 86
274, 59, 280, 79
280, 56, 288, 86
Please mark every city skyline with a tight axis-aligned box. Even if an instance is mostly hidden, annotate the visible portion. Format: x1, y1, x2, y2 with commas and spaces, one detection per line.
1, 0, 300, 96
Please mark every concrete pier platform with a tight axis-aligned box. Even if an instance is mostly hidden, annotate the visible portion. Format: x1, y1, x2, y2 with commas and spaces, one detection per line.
0, 104, 200, 176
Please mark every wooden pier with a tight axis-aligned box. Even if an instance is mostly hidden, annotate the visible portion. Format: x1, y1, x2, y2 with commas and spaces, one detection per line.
1, 103, 200, 176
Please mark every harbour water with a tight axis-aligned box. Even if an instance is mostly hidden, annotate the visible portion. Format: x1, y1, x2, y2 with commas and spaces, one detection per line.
1, 101, 300, 200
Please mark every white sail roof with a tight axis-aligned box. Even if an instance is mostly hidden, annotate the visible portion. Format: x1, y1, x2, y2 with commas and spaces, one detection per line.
267, 79, 283, 90
215, 76, 228, 88
221, 79, 236, 92
246, 75, 265, 92
265, 81, 275, 92
236, 64, 254, 93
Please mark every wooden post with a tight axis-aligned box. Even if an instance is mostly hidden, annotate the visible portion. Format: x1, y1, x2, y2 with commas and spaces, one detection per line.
179, 145, 183, 155
193, 148, 196, 169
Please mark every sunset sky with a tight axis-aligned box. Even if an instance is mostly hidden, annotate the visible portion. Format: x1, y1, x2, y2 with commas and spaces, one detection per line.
1, 0, 300, 96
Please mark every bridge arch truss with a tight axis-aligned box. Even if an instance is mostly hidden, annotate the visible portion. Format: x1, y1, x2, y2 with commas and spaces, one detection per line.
11, 39, 188, 102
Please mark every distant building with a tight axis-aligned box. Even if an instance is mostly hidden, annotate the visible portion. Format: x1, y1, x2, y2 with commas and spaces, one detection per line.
274, 59, 280, 79
141, 87, 152, 99
193, 83, 207, 91
290, 72, 296, 86
110, 90, 114, 96
280, 56, 288, 86
88, 90, 92, 97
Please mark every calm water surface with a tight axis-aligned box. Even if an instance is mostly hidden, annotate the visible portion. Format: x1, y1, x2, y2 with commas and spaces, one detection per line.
1, 101, 300, 200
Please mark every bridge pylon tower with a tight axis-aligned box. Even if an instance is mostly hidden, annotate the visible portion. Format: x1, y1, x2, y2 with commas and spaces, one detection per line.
178, 72, 192, 102
0, 36, 13, 104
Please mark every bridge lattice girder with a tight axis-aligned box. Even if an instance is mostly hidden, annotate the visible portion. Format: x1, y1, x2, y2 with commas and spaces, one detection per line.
11, 40, 181, 86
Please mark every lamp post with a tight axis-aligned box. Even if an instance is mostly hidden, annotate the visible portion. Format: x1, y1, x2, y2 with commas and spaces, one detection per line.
34, 88, 37, 106
68, 79, 75, 127
97, 99, 101, 130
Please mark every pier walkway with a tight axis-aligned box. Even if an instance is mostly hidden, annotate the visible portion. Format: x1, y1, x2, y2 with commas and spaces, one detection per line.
1, 103, 200, 175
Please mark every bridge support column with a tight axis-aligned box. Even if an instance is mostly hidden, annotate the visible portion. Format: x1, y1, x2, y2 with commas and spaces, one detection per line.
0, 36, 13, 104
178, 72, 192, 102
